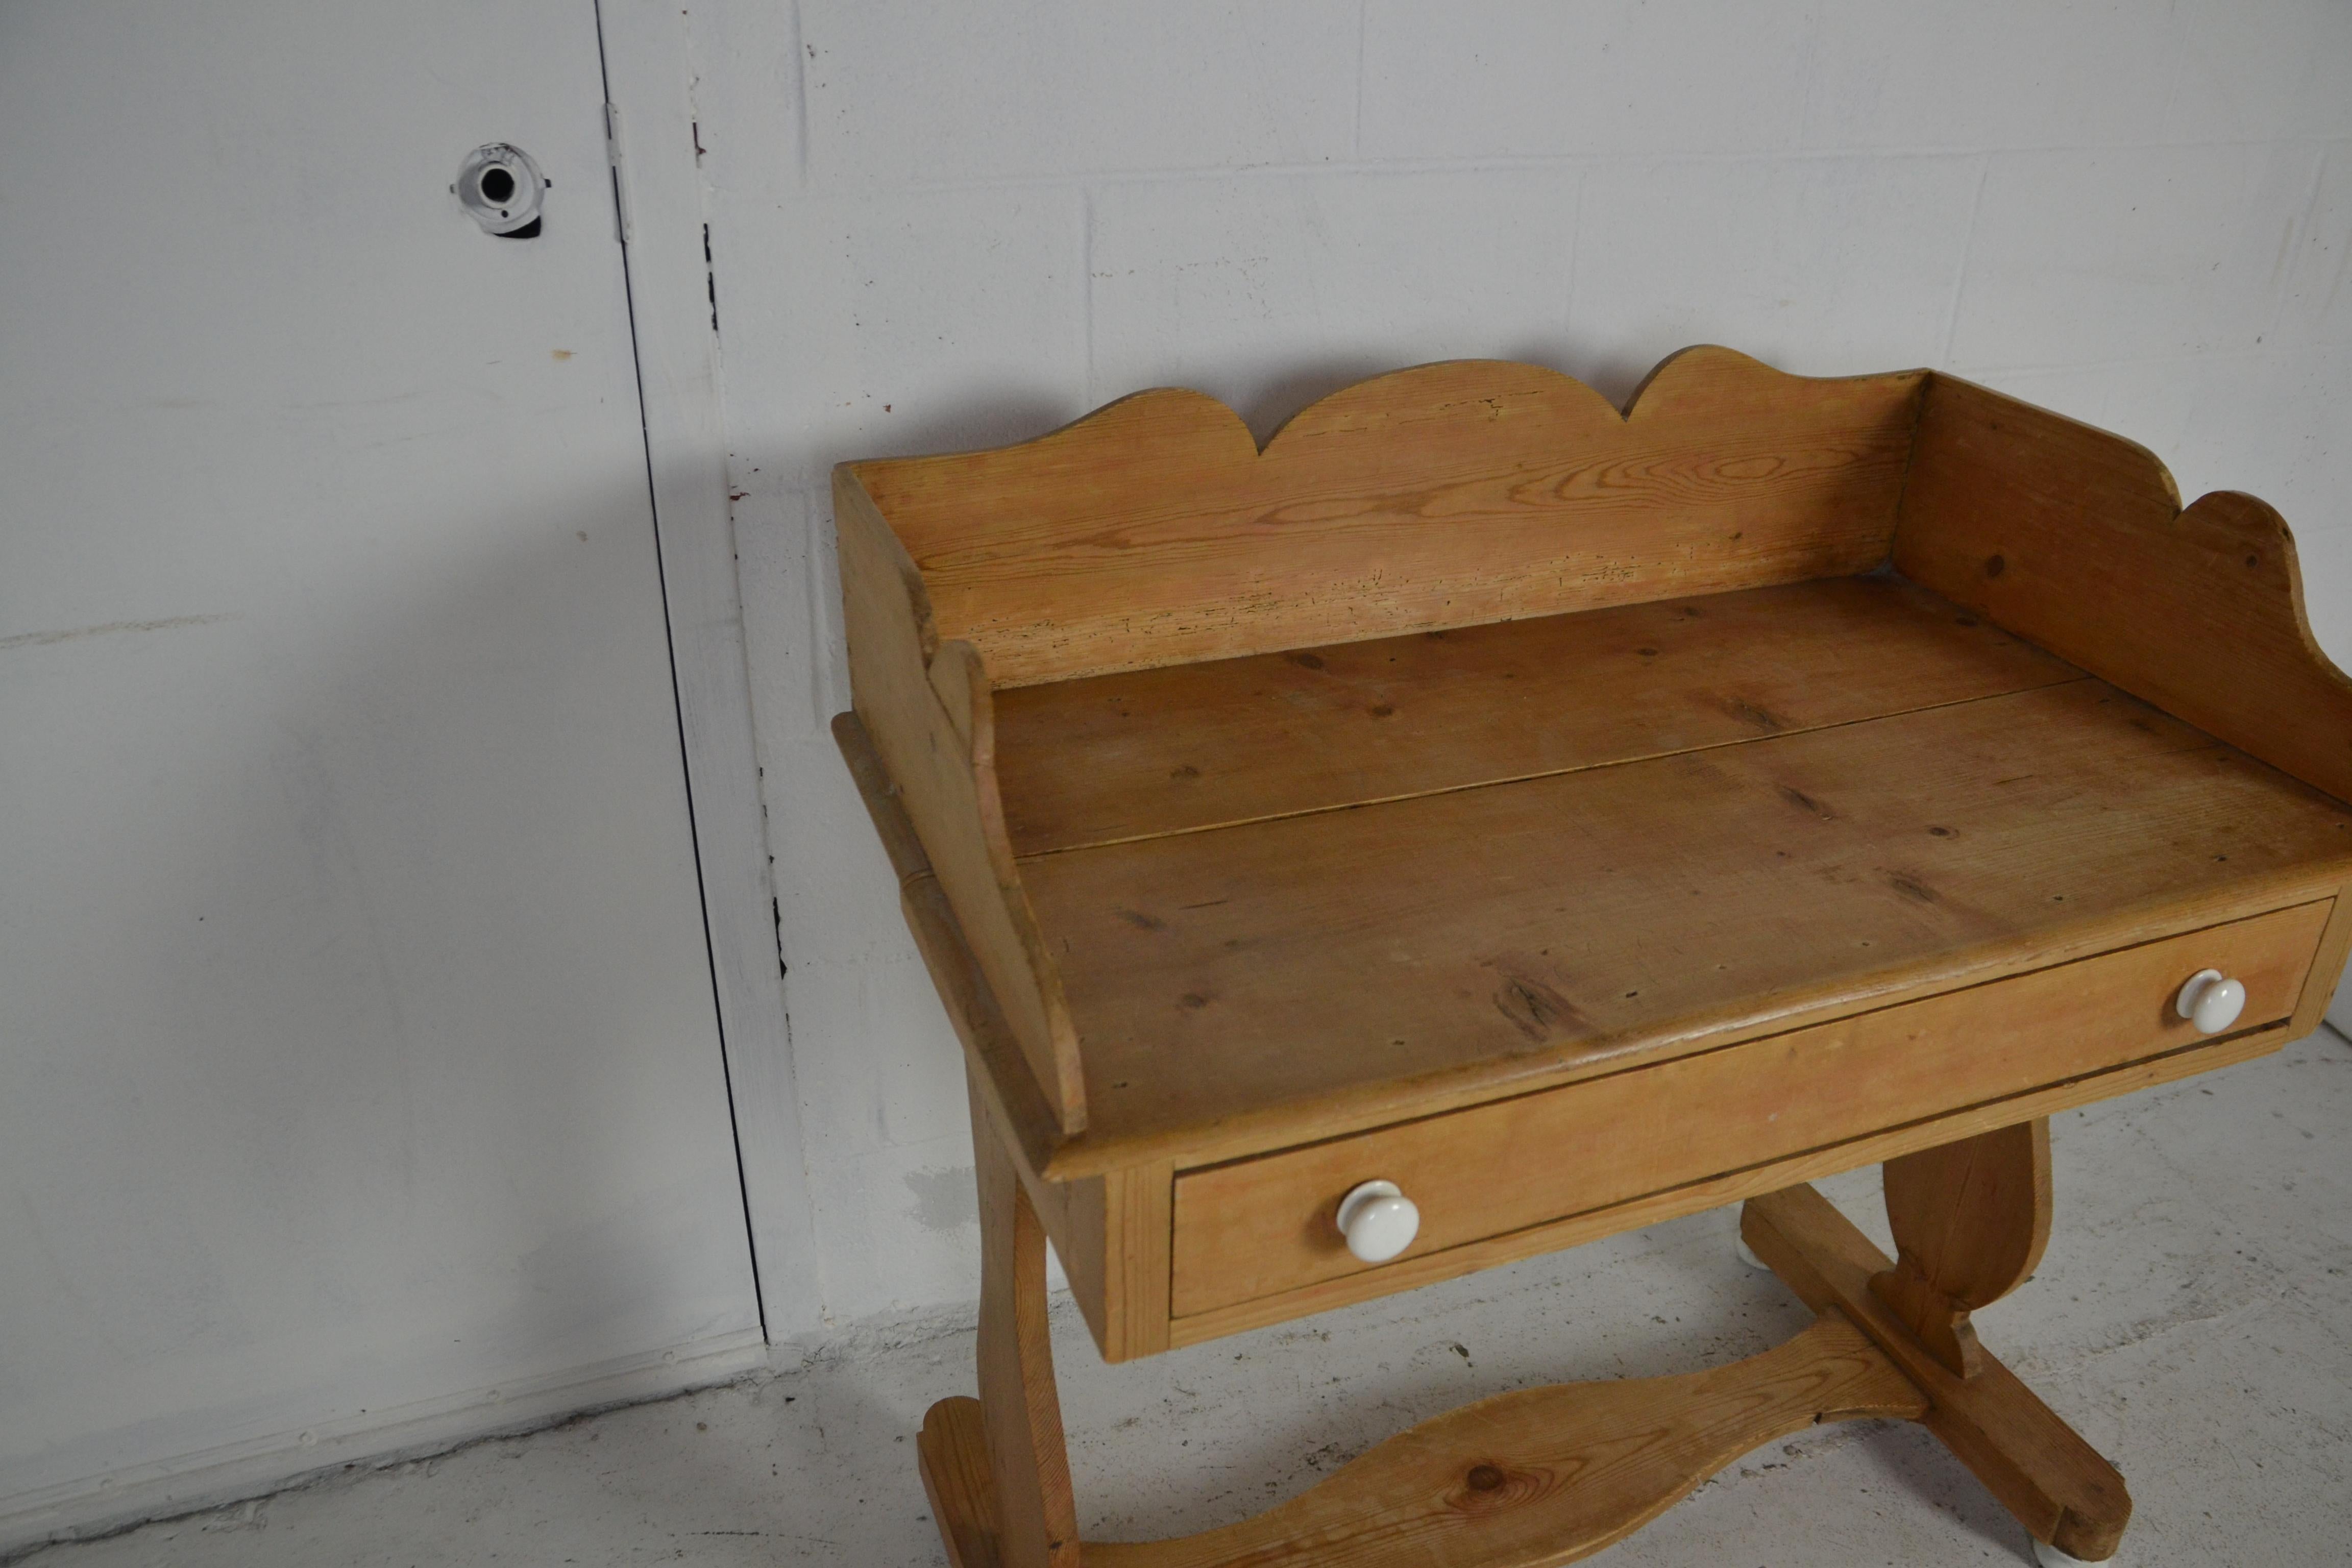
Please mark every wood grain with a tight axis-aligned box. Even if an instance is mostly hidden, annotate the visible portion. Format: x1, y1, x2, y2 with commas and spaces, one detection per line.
1056, 1159, 1175, 1364
1871, 1119, 2052, 1378
924, 1314, 1920, 1568
1168, 902, 2325, 1319
836, 474, 1087, 1132
971, 1082, 1080, 1568
920, 1396, 1003, 1568
838, 710, 1171, 1362
1089, 1316, 1921, 1568
994, 575, 2079, 855
1894, 373, 2352, 807
1026, 678, 2352, 1156
849, 348, 1925, 686
834, 712, 1068, 1178
2290, 887, 2352, 1036
1102, 1162, 1174, 1360
1167, 1015, 2294, 1347
1745, 1183, 2132, 1560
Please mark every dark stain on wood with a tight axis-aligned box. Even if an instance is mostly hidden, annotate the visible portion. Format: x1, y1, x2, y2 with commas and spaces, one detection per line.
1721, 695, 1789, 731
1777, 784, 1837, 821
1883, 870, 1941, 905
1491, 972, 1590, 1043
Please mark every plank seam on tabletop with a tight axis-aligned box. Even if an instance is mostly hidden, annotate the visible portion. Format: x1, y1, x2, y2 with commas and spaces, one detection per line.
1012, 675, 2096, 861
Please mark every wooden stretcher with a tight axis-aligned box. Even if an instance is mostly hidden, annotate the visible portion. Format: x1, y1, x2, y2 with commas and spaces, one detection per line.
830, 346, 2352, 1567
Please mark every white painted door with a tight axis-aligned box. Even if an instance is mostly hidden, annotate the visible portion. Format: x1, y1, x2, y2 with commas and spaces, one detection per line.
0, 0, 762, 1530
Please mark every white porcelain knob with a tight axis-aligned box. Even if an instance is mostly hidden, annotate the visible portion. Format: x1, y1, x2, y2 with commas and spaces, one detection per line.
1335, 1180, 1420, 1264
2175, 968, 2246, 1035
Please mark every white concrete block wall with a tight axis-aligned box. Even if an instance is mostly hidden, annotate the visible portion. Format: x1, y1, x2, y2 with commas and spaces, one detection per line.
1089, 172, 1581, 423
692, 0, 2352, 1330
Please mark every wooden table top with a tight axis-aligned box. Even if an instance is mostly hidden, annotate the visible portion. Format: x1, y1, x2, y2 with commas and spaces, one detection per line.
996, 574, 2352, 1155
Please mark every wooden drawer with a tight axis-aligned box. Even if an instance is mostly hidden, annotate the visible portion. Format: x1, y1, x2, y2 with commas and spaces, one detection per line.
1169, 900, 2332, 1320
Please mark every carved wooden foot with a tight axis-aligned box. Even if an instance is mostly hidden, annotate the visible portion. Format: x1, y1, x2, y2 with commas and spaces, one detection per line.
919, 1395, 1006, 1568
1868, 1118, 2053, 1378
1743, 1145, 2132, 1562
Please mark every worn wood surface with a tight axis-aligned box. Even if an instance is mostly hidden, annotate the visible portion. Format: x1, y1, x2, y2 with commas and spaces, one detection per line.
1168, 1013, 2295, 1348
1098, 1315, 1920, 1568
1895, 373, 2352, 808
923, 1316, 1922, 1568
1048, 1161, 1175, 1364
1871, 1119, 2052, 1378
994, 575, 2078, 856
919, 1397, 1003, 1568
1745, 1183, 2132, 1560
2290, 888, 2352, 1036
837, 353, 2352, 1177
836, 475, 1087, 1133
1064, 1162, 1174, 1362
970, 1083, 1081, 1568
838, 711, 1169, 1362
850, 348, 1925, 687
1026, 676, 2352, 1161
1169, 902, 2325, 1319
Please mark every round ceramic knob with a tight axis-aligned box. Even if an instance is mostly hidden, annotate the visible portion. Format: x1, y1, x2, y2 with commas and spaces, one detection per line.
2175, 968, 2246, 1035
1335, 1180, 1420, 1264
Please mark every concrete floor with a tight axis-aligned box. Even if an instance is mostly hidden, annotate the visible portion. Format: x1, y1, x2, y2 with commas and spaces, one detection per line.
23, 1027, 2352, 1567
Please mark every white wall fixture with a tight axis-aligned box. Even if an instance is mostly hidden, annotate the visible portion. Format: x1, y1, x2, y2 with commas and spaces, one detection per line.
453, 142, 548, 236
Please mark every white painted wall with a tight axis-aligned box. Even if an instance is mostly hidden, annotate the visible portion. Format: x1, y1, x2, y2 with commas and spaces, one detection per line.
0, 1, 763, 1549
680, 0, 2352, 1327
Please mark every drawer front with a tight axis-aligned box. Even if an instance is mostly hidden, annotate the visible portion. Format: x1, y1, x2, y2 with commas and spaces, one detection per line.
1170, 900, 2331, 1319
